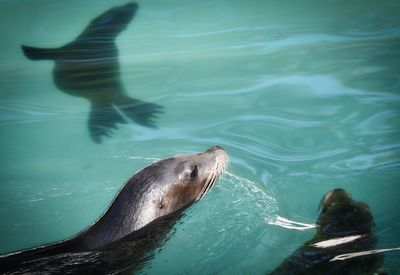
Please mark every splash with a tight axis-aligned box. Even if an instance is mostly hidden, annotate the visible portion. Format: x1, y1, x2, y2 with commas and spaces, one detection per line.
219, 171, 279, 223
148, 170, 279, 274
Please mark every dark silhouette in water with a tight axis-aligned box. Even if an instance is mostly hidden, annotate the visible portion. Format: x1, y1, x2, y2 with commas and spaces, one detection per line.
270, 189, 383, 275
21, 2, 162, 143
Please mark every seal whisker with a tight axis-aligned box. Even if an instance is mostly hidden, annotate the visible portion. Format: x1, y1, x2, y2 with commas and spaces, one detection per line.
200, 154, 228, 200
204, 176, 217, 199
196, 172, 213, 201
200, 173, 217, 200
196, 168, 216, 201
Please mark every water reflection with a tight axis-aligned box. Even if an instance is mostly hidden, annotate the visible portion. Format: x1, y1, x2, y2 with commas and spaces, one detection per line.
21, 2, 163, 143
270, 189, 383, 274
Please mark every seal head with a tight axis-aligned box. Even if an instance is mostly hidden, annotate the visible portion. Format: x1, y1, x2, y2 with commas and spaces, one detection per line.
0, 146, 228, 274
316, 188, 374, 238
270, 188, 383, 275
95, 145, 229, 239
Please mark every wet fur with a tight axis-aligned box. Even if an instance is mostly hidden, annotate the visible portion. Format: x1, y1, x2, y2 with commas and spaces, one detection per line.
270, 189, 383, 275
0, 147, 228, 274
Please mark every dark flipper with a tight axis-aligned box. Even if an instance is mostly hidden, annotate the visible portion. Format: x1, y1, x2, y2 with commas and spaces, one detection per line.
114, 97, 163, 128
88, 104, 126, 143
21, 45, 61, 60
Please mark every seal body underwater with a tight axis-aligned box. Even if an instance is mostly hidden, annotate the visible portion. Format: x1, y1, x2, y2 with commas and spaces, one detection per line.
270, 189, 383, 275
21, 2, 162, 143
0, 146, 228, 274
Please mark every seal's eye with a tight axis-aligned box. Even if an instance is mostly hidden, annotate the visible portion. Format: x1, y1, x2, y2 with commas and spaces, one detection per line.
190, 165, 198, 179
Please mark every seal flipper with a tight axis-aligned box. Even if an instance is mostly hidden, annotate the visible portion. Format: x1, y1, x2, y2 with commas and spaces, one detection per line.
21, 45, 60, 60
114, 97, 163, 128
88, 103, 126, 143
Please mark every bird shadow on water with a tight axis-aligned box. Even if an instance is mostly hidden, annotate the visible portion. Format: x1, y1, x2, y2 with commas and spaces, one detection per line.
21, 2, 163, 143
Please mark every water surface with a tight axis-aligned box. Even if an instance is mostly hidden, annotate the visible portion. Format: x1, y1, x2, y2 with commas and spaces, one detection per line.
0, 0, 399, 274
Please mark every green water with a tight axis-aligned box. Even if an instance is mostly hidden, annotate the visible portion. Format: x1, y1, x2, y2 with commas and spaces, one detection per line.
1, 0, 400, 273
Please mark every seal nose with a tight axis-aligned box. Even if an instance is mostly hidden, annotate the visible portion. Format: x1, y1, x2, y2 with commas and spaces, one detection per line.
332, 188, 349, 197
208, 145, 224, 152
333, 188, 345, 192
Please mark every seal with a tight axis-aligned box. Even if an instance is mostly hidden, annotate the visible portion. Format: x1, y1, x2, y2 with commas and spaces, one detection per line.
0, 146, 229, 274
270, 188, 383, 275
21, 2, 163, 143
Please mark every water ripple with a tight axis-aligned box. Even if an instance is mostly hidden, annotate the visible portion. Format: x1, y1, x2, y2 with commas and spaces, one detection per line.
0, 100, 87, 125
180, 74, 400, 101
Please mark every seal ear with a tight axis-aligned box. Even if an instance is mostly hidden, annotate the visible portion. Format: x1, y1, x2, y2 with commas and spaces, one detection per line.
190, 165, 198, 179
181, 163, 198, 180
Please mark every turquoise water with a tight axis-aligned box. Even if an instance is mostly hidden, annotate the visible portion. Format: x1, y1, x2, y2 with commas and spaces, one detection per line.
1, 0, 400, 273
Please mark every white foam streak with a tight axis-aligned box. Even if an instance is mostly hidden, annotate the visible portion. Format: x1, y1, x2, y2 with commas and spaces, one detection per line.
268, 215, 317, 231
330, 247, 400, 262
311, 235, 365, 248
